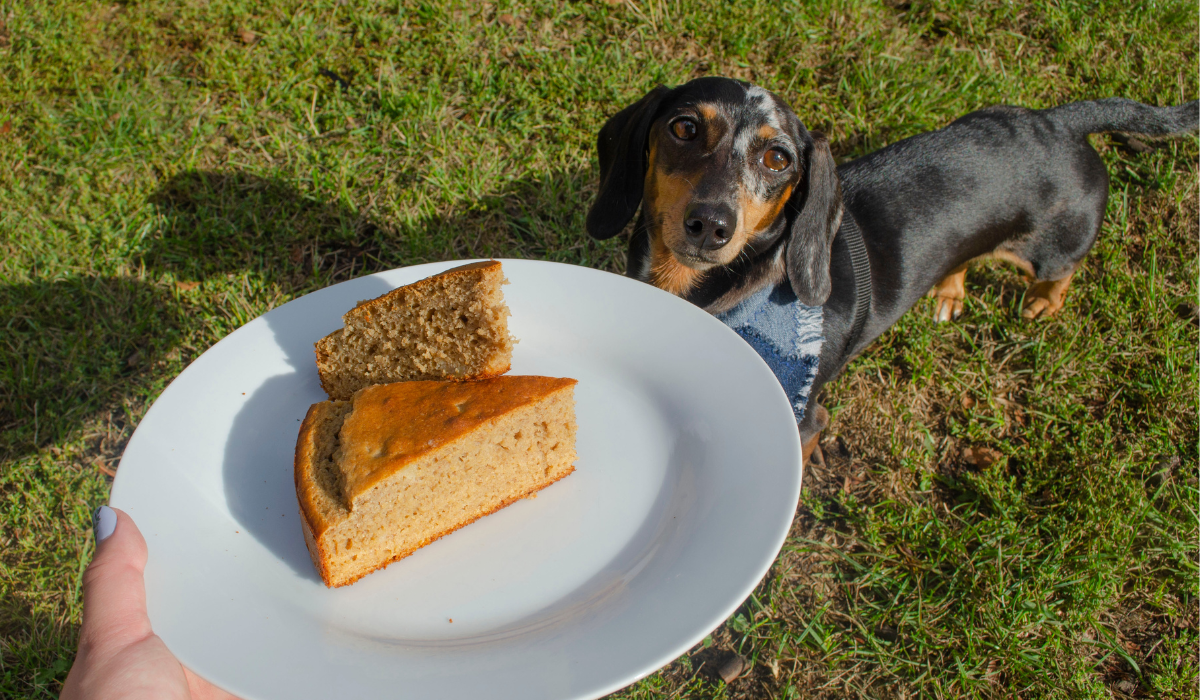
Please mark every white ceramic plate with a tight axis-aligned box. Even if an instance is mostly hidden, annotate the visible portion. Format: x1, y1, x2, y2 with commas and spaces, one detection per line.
110, 259, 803, 700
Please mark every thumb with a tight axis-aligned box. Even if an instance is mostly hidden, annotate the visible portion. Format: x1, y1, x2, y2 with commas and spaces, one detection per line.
78, 506, 155, 657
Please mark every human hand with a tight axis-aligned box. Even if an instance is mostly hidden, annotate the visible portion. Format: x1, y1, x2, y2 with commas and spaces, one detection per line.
60, 506, 241, 700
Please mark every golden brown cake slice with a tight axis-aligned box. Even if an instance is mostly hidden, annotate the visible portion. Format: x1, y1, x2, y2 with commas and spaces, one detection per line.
294, 376, 578, 588
315, 261, 513, 400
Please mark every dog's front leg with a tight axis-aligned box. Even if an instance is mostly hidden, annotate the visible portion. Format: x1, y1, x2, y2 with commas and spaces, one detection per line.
799, 403, 829, 466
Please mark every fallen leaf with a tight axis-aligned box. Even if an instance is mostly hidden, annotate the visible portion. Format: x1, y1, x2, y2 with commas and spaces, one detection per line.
497, 13, 518, 26
176, 280, 200, 291
238, 28, 257, 44
961, 446, 1001, 469
960, 395, 975, 409
0, 120, 10, 136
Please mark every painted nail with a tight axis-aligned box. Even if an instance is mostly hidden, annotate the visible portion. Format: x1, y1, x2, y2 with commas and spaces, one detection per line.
93, 505, 117, 542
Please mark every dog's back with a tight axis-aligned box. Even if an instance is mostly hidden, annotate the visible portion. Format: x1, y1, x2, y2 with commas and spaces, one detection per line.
837, 98, 1198, 327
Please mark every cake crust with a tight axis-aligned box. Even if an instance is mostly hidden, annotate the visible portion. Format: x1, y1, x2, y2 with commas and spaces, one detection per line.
294, 401, 346, 585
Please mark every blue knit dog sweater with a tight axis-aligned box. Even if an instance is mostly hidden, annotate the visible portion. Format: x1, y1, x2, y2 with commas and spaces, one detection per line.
715, 282, 824, 423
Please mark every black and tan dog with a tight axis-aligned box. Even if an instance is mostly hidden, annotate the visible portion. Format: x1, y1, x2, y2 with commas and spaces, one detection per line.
586, 76, 1198, 461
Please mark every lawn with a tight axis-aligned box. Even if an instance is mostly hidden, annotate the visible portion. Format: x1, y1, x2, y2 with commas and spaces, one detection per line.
1, 0, 1196, 697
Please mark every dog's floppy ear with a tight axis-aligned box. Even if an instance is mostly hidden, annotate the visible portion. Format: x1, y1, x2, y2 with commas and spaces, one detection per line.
785, 132, 842, 306
586, 85, 672, 240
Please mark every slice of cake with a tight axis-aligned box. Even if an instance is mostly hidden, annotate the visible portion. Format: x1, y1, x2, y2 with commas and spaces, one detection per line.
294, 376, 578, 588
315, 260, 514, 400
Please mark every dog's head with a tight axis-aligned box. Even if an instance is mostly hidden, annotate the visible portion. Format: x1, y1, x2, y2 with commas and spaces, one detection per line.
587, 77, 841, 305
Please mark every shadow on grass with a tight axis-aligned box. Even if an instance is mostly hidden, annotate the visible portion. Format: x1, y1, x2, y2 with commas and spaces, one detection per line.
0, 277, 185, 464
144, 170, 396, 283
144, 167, 613, 283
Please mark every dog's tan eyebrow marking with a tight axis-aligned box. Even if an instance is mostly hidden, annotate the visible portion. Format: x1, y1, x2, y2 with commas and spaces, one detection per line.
737, 124, 783, 159
693, 103, 728, 151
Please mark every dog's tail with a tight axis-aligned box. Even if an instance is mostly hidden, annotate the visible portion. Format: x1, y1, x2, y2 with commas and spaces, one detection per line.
1046, 98, 1199, 141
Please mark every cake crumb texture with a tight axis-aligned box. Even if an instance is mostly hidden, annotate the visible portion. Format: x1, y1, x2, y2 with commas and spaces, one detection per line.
315, 261, 513, 400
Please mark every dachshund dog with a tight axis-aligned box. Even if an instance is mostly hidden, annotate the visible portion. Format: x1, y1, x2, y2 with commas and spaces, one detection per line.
586, 76, 1198, 462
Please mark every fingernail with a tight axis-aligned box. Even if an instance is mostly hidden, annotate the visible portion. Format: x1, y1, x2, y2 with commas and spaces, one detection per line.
93, 506, 116, 542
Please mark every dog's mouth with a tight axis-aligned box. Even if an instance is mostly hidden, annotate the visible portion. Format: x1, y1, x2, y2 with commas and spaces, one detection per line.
672, 249, 717, 268
669, 243, 740, 271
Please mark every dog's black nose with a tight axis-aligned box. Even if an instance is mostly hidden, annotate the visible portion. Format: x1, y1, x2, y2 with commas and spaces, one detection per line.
684, 203, 735, 250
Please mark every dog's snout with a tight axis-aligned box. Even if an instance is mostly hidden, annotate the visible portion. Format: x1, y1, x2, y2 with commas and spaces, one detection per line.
683, 203, 735, 250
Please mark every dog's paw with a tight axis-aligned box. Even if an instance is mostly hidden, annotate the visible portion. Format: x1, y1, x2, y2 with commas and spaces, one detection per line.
1021, 277, 1072, 319
933, 294, 964, 323
1021, 296, 1062, 319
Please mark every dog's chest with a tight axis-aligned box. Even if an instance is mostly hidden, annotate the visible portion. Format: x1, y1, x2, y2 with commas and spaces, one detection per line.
714, 283, 824, 422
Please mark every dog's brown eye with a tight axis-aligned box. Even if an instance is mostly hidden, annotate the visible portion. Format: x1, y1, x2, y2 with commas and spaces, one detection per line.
763, 148, 790, 171
671, 119, 698, 141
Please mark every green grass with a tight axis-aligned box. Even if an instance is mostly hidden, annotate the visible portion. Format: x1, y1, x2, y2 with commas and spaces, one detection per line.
1, 0, 1196, 697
